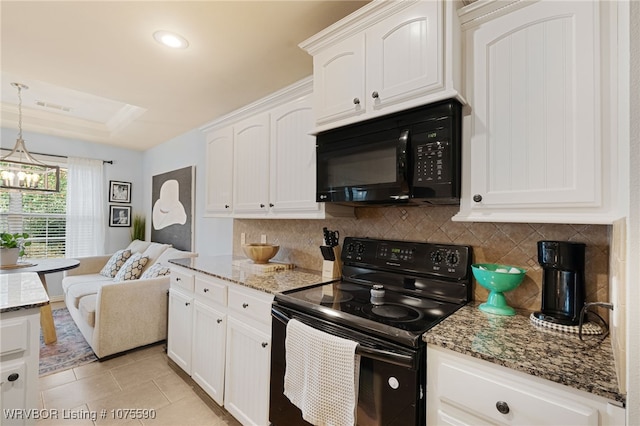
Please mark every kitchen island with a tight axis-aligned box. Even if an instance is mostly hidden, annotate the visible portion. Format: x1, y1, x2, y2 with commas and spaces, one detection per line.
424, 302, 625, 425
1, 272, 50, 425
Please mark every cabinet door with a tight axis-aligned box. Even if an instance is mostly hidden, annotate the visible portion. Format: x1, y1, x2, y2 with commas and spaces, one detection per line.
269, 93, 321, 215
466, 1, 599, 210
192, 301, 226, 406
233, 113, 270, 214
224, 317, 271, 426
205, 127, 234, 214
167, 288, 193, 374
313, 34, 366, 125
0, 361, 28, 426
366, 1, 442, 111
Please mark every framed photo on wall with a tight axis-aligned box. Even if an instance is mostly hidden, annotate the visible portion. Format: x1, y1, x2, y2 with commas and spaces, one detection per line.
109, 180, 131, 203
109, 205, 131, 227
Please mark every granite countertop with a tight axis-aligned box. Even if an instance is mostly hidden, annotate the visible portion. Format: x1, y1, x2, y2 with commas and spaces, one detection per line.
169, 255, 333, 294
0, 272, 50, 313
424, 302, 625, 405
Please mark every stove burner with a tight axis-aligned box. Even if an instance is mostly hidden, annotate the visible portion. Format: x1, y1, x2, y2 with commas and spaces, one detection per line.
363, 303, 424, 322
304, 288, 353, 304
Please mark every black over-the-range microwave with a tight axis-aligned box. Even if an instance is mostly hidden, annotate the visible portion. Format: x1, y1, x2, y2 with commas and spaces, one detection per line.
316, 99, 463, 205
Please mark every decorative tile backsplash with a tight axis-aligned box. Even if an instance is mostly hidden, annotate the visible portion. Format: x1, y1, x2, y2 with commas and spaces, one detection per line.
234, 205, 611, 312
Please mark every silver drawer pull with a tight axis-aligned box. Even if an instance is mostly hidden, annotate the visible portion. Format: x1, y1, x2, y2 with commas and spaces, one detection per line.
242, 303, 249, 308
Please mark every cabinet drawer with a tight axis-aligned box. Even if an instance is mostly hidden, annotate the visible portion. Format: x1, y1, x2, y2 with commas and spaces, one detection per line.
0, 318, 29, 356
438, 358, 598, 425
228, 287, 273, 324
171, 269, 194, 292
195, 276, 227, 306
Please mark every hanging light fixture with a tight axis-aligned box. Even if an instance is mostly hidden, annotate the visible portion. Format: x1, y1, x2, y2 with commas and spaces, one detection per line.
1, 83, 60, 192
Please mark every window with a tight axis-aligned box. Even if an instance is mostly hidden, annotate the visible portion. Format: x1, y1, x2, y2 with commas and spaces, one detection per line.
0, 168, 68, 259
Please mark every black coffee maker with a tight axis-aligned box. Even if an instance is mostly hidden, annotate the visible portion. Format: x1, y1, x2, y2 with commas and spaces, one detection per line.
533, 241, 586, 326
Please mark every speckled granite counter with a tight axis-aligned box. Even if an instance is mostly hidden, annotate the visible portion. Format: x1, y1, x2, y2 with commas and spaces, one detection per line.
424, 302, 624, 405
0, 272, 50, 313
169, 255, 332, 294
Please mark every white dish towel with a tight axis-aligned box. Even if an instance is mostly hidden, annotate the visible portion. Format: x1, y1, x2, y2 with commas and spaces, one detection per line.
284, 319, 360, 426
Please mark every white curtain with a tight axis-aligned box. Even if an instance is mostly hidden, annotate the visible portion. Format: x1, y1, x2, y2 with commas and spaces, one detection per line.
66, 157, 105, 257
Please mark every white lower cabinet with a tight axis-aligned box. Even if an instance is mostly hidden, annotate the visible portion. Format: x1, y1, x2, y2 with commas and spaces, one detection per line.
0, 309, 41, 426
168, 267, 273, 426
224, 316, 272, 426
192, 300, 226, 406
426, 345, 625, 426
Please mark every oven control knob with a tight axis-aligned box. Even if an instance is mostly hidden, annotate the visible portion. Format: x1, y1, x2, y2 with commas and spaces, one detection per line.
388, 377, 400, 390
346, 243, 355, 253
446, 251, 459, 267
430, 250, 443, 264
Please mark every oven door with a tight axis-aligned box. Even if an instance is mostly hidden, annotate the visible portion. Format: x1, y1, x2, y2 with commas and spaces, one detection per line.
270, 304, 424, 426
316, 127, 409, 204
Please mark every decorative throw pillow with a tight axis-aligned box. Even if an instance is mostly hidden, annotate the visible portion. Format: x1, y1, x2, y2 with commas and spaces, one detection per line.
140, 262, 171, 279
113, 253, 149, 282
99, 249, 132, 278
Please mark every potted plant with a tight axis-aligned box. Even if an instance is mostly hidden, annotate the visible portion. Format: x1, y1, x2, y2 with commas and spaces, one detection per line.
0, 232, 31, 266
130, 214, 146, 241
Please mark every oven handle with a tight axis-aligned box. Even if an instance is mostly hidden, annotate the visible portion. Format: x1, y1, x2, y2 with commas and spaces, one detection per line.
272, 305, 417, 369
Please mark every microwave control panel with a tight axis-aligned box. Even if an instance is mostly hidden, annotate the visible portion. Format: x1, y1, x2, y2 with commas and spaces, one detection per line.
413, 128, 452, 185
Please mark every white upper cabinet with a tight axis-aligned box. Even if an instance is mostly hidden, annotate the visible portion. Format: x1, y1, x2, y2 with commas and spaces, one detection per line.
269, 93, 321, 215
312, 34, 366, 124
301, 0, 463, 132
201, 78, 353, 219
454, 0, 623, 224
233, 113, 270, 215
204, 127, 233, 215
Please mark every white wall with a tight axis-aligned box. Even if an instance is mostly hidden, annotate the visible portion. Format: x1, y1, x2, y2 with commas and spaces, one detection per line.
142, 128, 233, 257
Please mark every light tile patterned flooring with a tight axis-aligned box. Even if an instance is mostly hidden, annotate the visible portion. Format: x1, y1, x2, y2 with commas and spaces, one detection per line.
38, 305, 241, 426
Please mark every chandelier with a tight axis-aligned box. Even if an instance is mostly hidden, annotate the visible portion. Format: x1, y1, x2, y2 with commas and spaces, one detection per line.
1, 83, 60, 192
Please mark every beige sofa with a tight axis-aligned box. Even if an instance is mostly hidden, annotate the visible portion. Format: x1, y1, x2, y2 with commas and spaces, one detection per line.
62, 240, 196, 359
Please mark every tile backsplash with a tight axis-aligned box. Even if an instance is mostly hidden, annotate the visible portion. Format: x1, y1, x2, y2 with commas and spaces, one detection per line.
234, 205, 610, 312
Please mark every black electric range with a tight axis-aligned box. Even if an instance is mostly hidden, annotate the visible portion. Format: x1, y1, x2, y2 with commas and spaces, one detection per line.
270, 237, 473, 426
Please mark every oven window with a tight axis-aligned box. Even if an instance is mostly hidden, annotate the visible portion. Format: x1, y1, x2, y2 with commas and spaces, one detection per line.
325, 143, 397, 188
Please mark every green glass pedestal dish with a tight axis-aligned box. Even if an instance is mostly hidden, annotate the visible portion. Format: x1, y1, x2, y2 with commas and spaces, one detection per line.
472, 263, 526, 316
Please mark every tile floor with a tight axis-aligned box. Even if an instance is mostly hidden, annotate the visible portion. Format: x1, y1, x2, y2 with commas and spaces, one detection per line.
38, 305, 241, 426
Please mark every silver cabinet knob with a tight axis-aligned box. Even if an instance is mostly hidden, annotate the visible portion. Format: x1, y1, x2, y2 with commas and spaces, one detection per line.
242, 303, 249, 308
473, 194, 483, 203
217, 319, 223, 324
203, 288, 209, 293
261, 342, 268, 348
353, 98, 360, 105
372, 91, 379, 99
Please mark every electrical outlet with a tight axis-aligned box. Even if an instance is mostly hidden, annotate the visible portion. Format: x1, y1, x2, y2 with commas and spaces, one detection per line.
241, 233, 246, 245
261, 234, 267, 243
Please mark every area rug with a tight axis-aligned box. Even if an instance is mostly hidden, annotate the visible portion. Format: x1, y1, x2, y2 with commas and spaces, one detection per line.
39, 308, 97, 376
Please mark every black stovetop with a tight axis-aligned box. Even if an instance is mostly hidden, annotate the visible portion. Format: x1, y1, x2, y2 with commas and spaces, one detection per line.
274, 237, 473, 348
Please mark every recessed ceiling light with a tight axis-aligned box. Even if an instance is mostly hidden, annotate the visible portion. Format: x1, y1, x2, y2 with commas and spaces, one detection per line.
153, 30, 189, 49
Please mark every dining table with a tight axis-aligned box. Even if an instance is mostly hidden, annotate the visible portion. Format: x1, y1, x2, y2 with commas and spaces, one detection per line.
0, 258, 80, 344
